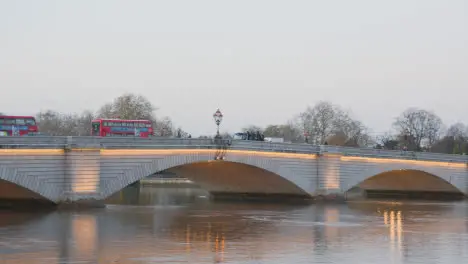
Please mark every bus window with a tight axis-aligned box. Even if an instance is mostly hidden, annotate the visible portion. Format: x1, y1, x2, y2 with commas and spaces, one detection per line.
15, 119, 26, 125
25, 119, 36, 125
92, 122, 100, 136
0, 119, 14, 125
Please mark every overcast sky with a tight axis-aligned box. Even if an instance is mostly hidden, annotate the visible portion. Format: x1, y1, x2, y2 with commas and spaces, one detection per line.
1, 0, 466, 136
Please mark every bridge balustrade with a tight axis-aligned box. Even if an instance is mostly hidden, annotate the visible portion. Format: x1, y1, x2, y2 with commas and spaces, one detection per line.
416, 152, 468, 163
322, 145, 468, 163
87, 137, 217, 149
0, 136, 467, 163
231, 140, 317, 153
0, 136, 68, 148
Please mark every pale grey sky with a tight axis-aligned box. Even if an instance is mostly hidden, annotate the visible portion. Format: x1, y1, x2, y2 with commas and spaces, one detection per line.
1, 0, 466, 136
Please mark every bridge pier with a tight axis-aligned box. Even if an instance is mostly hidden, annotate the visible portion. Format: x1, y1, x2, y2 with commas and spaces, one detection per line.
57, 198, 106, 209
60, 140, 103, 208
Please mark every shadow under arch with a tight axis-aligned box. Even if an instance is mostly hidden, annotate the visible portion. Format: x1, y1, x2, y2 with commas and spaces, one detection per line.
346, 169, 465, 200
0, 178, 56, 209
105, 161, 312, 202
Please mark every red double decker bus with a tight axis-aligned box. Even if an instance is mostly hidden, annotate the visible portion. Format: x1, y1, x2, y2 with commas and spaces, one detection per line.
91, 118, 153, 137
0, 115, 39, 136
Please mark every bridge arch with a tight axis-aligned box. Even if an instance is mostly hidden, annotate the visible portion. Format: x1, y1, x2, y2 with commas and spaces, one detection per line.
0, 166, 59, 203
344, 169, 465, 199
100, 152, 312, 200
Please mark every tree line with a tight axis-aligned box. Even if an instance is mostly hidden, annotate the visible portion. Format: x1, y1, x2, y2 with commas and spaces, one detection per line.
242, 101, 468, 155
32, 93, 184, 137
2, 94, 467, 154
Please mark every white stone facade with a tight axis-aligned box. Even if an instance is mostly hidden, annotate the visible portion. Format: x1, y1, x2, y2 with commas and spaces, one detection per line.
0, 147, 466, 204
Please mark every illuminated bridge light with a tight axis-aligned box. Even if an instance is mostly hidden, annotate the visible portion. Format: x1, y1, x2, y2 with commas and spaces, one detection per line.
340, 156, 466, 168
0, 149, 64, 155
101, 149, 318, 160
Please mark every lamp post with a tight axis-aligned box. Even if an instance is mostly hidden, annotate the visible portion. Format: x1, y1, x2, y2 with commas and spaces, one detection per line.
213, 109, 223, 137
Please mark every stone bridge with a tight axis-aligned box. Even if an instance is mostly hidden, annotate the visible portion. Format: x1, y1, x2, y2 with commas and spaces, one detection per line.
0, 136, 467, 206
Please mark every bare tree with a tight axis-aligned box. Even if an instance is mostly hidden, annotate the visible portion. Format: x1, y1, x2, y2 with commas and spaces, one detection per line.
36, 110, 64, 136
296, 101, 370, 146
297, 102, 332, 144
174, 127, 191, 138
309, 101, 337, 144
376, 132, 399, 150
73, 110, 95, 136
263, 122, 302, 142
332, 111, 371, 146
425, 112, 444, 148
446, 123, 467, 140
96, 103, 113, 118
97, 93, 157, 120
36, 110, 95, 136
263, 125, 281, 137
393, 108, 443, 151
154, 116, 174, 136
242, 125, 263, 133
442, 123, 468, 154
297, 110, 313, 140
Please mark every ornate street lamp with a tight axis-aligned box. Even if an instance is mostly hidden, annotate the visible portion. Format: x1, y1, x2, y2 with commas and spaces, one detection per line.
213, 108, 223, 136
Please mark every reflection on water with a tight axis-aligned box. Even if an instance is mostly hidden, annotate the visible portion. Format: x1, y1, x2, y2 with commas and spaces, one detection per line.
0, 186, 467, 263
105, 185, 210, 206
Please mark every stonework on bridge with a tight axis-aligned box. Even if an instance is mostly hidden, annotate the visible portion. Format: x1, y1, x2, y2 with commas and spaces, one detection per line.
0, 136, 467, 206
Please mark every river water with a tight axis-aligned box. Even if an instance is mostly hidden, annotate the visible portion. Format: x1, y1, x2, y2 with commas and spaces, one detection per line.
1, 186, 468, 264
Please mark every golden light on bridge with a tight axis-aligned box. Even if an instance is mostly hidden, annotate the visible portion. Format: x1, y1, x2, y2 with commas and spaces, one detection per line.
0, 149, 64, 155
322, 159, 340, 189
70, 151, 100, 193
341, 156, 466, 168
101, 149, 318, 160
0, 148, 99, 193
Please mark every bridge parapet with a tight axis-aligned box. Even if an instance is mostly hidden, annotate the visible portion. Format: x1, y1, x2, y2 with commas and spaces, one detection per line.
322, 145, 468, 163
231, 140, 317, 153
0, 136, 67, 148
0, 136, 467, 163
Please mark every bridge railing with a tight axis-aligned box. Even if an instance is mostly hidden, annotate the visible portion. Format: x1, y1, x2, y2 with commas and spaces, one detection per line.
0, 136, 467, 163
71, 136, 218, 148
414, 151, 468, 163
0, 136, 223, 149
0, 136, 68, 148
321, 145, 468, 163
231, 140, 318, 153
